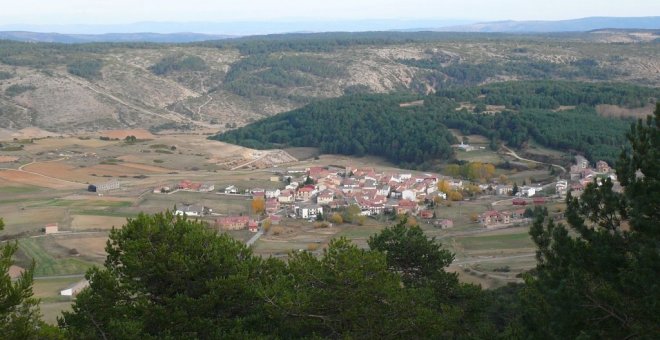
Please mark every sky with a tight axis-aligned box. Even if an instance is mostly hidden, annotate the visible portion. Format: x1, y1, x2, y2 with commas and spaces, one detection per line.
0, 0, 658, 26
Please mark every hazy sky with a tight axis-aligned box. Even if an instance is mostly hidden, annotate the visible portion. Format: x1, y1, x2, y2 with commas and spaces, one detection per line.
0, 0, 658, 25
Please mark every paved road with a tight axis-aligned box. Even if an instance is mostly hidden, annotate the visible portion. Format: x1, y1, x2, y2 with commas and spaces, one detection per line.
34, 273, 85, 280
246, 229, 264, 246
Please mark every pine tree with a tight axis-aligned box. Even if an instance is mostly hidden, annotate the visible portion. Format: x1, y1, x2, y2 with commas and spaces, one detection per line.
522, 104, 660, 338
0, 218, 55, 338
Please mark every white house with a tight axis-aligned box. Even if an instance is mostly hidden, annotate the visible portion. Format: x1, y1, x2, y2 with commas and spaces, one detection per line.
377, 185, 390, 197
496, 185, 513, 196
175, 204, 207, 217
295, 204, 324, 219
316, 190, 335, 204
278, 189, 295, 203
265, 189, 281, 199
556, 180, 568, 195
519, 186, 541, 197
401, 189, 416, 201
224, 185, 239, 194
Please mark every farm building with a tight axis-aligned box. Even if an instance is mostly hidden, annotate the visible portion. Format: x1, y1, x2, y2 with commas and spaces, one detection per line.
199, 183, 215, 192
224, 185, 239, 194
60, 279, 90, 296
43, 223, 59, 234
216, 216, 253, 230
434, 219, 454, 229
96, 179, 120, 192
175, 204, 208, 217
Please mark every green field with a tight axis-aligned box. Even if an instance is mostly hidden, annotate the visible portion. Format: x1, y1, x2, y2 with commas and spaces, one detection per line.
33, 276, 83, 301
458, 232, 534, 251
17, 238, 96, 277
0, 185, 42, 194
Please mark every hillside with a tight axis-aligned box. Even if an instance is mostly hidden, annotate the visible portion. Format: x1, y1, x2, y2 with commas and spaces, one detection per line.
213, 81, 660, 167
0, 31, 659, 134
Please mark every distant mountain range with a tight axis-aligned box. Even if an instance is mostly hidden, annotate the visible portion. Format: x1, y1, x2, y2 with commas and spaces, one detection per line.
434, 16, 660, 33
0, 31, 234, 44
0, 17, 658, 43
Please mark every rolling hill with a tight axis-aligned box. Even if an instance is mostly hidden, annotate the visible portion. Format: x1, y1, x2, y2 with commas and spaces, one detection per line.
0, 31, 658, 135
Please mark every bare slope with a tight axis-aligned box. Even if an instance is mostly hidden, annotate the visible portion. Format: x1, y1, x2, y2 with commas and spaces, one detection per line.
0, 32, 658, 133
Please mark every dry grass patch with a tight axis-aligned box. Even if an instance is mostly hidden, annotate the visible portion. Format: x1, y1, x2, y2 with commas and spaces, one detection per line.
0, 169, 83, 189
54, 235, 109, 261
70, 215, 127, 231
596, 104, 655, 119
100, 129, 155, 140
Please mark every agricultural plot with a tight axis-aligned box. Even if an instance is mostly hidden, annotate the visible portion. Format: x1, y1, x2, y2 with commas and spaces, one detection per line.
70, 215, 127, 231
17, 237, 96, 277
0, 169, 85, 189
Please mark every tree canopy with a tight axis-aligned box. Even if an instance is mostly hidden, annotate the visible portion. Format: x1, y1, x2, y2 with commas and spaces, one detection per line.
522, 103, 660, 338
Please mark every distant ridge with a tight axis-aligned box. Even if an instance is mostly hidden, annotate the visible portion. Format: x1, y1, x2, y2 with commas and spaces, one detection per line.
0, 17, 658, 43
434, 16, 660, 33
0, 31, 235, 43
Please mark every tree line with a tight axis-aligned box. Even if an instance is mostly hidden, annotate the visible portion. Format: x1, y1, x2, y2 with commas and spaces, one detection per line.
399, 57, 627, 87
214, 81, 653, 165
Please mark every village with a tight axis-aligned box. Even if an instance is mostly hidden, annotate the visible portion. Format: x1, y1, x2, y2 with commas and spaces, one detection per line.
146, 154, 617, 234
0, 131, 623, 322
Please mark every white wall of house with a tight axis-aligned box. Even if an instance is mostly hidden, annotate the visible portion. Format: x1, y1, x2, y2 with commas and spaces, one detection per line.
402, 190, 416, 201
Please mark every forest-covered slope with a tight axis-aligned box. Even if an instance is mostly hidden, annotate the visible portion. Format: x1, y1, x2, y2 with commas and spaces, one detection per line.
213, 81, 658, 166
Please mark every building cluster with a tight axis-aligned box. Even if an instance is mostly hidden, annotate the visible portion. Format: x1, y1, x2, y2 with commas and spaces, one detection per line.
565, 156, 617, 196
256, 166, 451, 221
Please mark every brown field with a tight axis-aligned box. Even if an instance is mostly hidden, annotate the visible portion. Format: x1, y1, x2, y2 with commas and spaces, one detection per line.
23, 160, 170, 183
0, 206, 67, 234
70, 215, 128, 231
0, 169, 84, 189
0, 127, 62, 142
26, 137, 114, 151
0, 156, 19, 162
100, 129, 155, 140
115, 159, 172, 172
596, 104, 655, 119
55, 235, 109, 261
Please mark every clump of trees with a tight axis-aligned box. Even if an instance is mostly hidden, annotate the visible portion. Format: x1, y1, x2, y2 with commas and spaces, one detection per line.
445, 162, 496, 182
4, 84, 36, 97
52, 213, 494, 338
67, 59, 103, 80
149, 54, 208, 75
251, 197, 265, 215
213, 93, 457, 167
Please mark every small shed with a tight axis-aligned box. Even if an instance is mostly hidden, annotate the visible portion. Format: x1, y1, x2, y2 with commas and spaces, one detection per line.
44, 223, 59, 234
